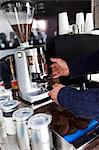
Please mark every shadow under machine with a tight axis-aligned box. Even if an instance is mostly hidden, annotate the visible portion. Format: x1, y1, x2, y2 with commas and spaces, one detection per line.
0, 0, 50, 104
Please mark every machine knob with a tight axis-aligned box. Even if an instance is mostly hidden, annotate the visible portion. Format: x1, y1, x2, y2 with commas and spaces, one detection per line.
17, 52, 22, 58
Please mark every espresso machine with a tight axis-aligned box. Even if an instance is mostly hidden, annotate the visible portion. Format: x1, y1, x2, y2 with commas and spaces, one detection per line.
0, 1, 99, 150
0, 0, 50, 104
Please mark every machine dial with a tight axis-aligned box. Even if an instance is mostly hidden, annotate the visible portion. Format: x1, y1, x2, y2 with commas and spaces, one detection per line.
17, 52, 22, 58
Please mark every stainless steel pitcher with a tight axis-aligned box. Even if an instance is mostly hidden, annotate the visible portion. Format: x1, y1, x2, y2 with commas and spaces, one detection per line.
13, 107, 33, 150
28, 113, 53, 150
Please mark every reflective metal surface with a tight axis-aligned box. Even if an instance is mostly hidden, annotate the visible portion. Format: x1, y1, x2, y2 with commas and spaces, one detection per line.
28, 113, 53, 150
13, 107, 33, 150
52, 130, 76, 150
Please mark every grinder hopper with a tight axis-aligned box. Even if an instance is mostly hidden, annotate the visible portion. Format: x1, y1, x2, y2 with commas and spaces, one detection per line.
1, 0, 35, 47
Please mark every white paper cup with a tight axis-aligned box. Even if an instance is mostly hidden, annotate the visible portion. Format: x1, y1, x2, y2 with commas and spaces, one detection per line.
58, 12, 70, 35
85, 13, 94, 33
76, 12, 84, 33
76, 12, 84, 25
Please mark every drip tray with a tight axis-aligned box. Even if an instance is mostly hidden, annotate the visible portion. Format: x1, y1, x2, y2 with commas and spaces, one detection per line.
19, 90, 49, 103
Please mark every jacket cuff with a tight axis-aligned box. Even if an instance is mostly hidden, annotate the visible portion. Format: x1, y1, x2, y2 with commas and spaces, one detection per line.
57, 86, 70, 107
67, 58, 84, 78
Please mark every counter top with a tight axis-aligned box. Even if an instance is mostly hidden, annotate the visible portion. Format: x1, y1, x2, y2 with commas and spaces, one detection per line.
0, 135, 20, 150
0, 100, 98, 150
7, 135, 20, 150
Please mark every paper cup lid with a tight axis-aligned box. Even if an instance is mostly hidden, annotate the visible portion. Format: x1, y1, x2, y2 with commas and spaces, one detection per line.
28, 113, 52, 130
13, 107, 33, 121
1, 100, 20, 112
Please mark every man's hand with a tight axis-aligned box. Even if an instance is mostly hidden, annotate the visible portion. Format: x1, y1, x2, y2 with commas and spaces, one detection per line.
50, 58, 70, 78
48, 83, 65, 104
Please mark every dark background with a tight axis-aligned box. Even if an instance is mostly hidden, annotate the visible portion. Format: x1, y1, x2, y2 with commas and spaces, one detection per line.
35, 0, 91, 37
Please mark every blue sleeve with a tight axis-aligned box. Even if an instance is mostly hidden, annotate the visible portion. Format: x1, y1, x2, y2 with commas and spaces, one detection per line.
0, 62, 2, 81
58, 86, 99, 121
68, 49, 99, 78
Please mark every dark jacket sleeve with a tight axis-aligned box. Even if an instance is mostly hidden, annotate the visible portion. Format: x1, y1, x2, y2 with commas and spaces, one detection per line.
68, 49, 99, 78
0, 62, 2, 81
58, 86, 99, 121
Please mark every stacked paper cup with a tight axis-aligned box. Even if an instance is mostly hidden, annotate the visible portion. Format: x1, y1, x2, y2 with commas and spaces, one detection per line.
76, 12, 84, 33
58, 12, 70, 35
85, 13, 94, 33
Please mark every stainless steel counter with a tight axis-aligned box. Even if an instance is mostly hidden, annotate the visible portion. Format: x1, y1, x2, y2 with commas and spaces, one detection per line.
7, 135, 20, 150
0, 135, 20, 150
0, 100, 98, 150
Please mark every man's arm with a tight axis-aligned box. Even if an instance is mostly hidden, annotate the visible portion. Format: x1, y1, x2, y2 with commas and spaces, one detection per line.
58, 86, 99, 121
50, 49, 99, 79
0, 62, 2, 81
68, 49, 99, 78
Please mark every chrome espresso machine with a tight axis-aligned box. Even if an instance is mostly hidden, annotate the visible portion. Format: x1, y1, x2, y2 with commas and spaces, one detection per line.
0, 0, 50, 104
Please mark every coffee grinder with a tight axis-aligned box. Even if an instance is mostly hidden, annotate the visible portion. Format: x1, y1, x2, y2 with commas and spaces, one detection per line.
0, 0, 50, 104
